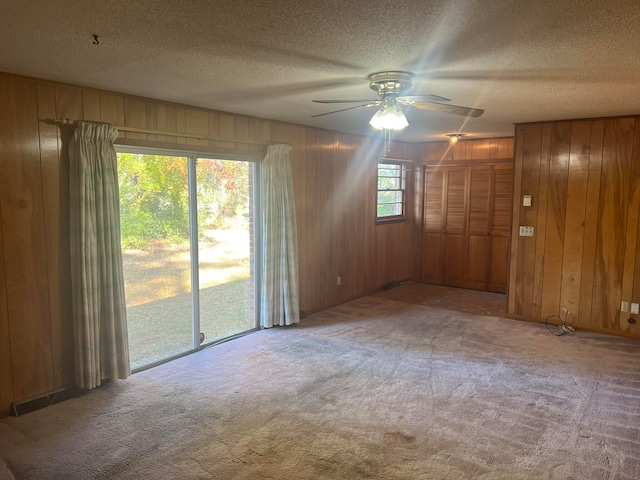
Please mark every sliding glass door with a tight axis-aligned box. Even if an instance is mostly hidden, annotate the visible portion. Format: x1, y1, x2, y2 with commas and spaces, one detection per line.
196, 158, 256, 344
117, 150, 258, 370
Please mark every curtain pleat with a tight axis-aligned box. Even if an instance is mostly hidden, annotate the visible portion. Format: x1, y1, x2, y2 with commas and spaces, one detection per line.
69, 121, 130, 389
260, 144, 300, 327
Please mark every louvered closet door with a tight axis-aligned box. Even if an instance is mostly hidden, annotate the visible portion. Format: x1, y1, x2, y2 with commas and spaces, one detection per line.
466, 166, 491, 289
422, 168, 445, 284
422, 163, 513, 293
443, 167, 468, 287
489, 165, 513, 292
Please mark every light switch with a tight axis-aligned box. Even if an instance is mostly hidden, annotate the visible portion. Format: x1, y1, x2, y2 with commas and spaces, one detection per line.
622, 301, 629, 312
523, 195, 532, 207
631, 303, 639, 314
519, 226, 534, 237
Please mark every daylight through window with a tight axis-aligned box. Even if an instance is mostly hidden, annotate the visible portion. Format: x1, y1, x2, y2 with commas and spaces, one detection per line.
377, 160, 406, 221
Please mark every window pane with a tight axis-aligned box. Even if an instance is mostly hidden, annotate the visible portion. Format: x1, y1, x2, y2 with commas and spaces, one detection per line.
197, 158, 256, 344
378, 169, 400, 178
378, 176, 401, 189
376, 161, 406, 219
378, 190, 402, 203
379, 163, 401, 174
377, 202, 402, 217
118, 153, 193, 370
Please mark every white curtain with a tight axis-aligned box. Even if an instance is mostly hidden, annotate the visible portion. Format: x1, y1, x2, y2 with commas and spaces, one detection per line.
69, 121, 130, 389
260, 144, 300, 327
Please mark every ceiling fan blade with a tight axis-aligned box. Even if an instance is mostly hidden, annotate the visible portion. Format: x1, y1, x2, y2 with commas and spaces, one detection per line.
312, 99, 379, 104
409, 101, 485, 118
311, 102, 379, 118
398, 94, 451, 103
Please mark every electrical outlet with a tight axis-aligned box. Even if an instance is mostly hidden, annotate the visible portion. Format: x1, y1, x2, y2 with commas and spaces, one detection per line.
631, 303, 639, 314
519, 226, 534, 237
622, 301, 629, 312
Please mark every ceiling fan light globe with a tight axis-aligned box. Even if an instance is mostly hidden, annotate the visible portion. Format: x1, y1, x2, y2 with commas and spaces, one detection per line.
369, 108, 409, 131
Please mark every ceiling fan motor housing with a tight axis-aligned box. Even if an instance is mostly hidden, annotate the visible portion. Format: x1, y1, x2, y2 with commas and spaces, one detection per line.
368, 71, 415, 97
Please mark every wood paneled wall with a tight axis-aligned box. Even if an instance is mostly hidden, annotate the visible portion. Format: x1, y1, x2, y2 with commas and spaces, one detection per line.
420, 137, 514, 165
0, 72, 421, 416
508, 117, 640, 337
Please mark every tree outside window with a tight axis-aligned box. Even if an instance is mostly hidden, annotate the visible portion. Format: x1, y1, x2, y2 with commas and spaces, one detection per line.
377, 160, 406, 222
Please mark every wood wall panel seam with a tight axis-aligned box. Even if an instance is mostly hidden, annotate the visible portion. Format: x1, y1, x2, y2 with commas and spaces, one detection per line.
508, 128, 525, 314
578, 120, 605, 326
559, 121, 592, 322
620, 119, 640, 331
539, 122, 571, 318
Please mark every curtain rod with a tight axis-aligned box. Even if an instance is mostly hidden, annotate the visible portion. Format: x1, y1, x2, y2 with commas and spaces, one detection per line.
38, 118, 286, 147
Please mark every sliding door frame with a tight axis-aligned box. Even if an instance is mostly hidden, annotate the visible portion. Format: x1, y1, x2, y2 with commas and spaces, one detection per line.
115, 145, 262, 371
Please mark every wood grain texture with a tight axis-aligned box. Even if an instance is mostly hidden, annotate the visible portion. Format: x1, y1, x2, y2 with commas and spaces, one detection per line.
423, 164, 513, 292
489, 165, 512, 293
516, 123, 544, 317
630, 119, 640, 334
375, 158, 417, 286
421, 137, 515, 293
492, 166, 513, 236
559, 121, 592, 322
539, 122, 571, 318
315, 130, 335, 308
421, 138, 514, 166
332, 132, 348, 302
445, 168, 467, 234
498, 138, 514, 159
508, 128, 525, 314
0, 75, 54, 400
621, 119, 640, 331
184, 108, 209, 148
0, 72, 421, 414
468, 167, 491, 234
99, 92, 125, 126
490, 236, 510, 293
422, 169, 444, 284
592, 118, 635, 330
466, 235, 490, 288
443, 168, 467, 286
466, 167, 491, 289
409, 144, 423, 282
123, 97, 147, 140
443, 234, 466, 286
471, 139, 491, 160
82, 89, 102, 122
175, 107, 186, 145
511, 117, 640, 333
578, 120, 605, 326
300, 127, 319, 312
45, 84, 81, 389
0, 200, 12, 418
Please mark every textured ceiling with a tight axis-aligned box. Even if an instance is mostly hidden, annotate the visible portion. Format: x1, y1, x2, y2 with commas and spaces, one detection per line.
2, 0, 639, 142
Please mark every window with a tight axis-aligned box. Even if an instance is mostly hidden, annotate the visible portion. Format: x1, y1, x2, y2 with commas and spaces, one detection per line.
377, 160, 407, 221
116, 148, 259, 371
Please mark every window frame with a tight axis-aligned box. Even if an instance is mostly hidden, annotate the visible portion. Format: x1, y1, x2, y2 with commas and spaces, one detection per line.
376, 158, 408, 224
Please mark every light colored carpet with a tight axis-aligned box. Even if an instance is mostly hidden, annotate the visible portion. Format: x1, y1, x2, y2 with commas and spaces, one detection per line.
375, 282, 507, 317
1, 296, 639, 479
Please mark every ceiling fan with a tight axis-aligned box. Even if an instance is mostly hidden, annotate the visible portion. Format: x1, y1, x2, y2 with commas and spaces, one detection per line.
312, 71, 484, 131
